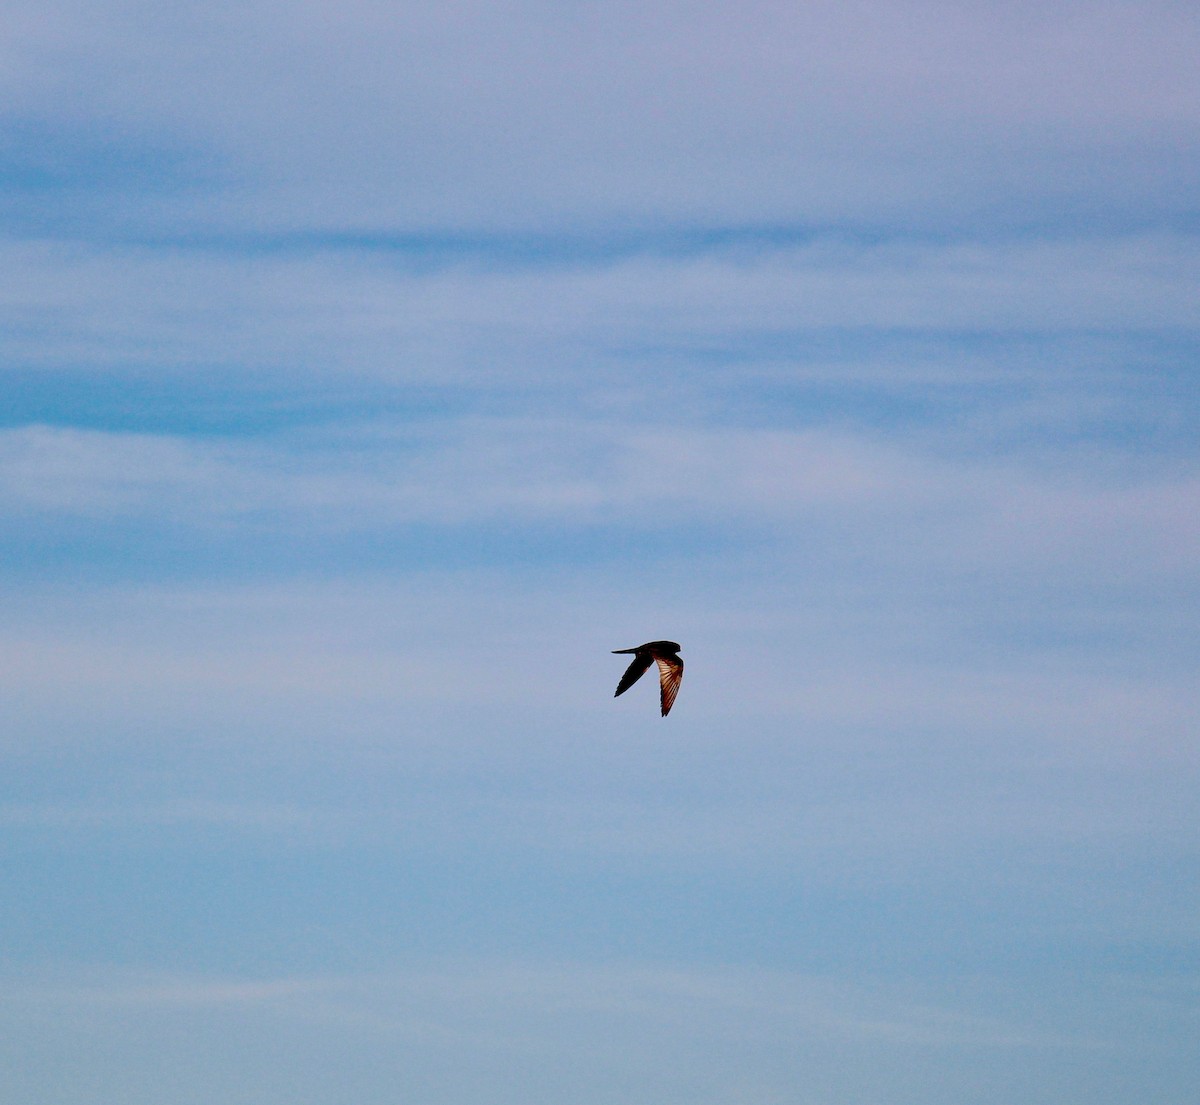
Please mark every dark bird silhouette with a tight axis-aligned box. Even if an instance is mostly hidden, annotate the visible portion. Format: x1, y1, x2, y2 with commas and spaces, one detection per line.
612, 640, 684, 716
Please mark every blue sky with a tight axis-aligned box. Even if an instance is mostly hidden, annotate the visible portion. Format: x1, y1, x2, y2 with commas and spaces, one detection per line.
2, 2, 1198, 1102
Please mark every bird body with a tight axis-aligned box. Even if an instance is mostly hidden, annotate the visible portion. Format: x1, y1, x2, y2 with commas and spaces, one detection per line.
612, 640, 684, 716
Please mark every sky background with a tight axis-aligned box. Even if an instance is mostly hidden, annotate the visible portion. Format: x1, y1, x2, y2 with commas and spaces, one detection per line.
2, 2, 1198, 1103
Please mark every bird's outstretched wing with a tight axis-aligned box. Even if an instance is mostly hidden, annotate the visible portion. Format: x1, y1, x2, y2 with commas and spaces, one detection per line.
614, 653, 653, 697
655, 655, 684, 716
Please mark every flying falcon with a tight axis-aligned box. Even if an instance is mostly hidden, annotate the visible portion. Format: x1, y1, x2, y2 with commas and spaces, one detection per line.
612, 641, 684, 717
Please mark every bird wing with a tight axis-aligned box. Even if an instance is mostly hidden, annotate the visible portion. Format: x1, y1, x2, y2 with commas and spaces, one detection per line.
614, 652, 654, 697
655, 654, 684, 716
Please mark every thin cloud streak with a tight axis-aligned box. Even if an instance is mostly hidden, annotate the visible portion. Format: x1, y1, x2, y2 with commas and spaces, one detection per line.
4, 960, 1182, 1105
2, 419, 1195, 592
5, 2, 1197, 232
2, 233, 1197, 378
0, 959, 1123, 1050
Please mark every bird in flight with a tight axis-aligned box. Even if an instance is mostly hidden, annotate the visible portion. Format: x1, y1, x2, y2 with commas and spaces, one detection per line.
612, 641, 684, 717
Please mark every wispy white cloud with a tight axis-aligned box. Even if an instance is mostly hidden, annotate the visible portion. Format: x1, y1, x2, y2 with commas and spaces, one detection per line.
4, 957, 1191, 1104
2, 233, 1196, 381
0, 958, 1119, 1051
2, 968, 335, 1010
2, 414, 1195, 597
5, 1, 1197, 232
